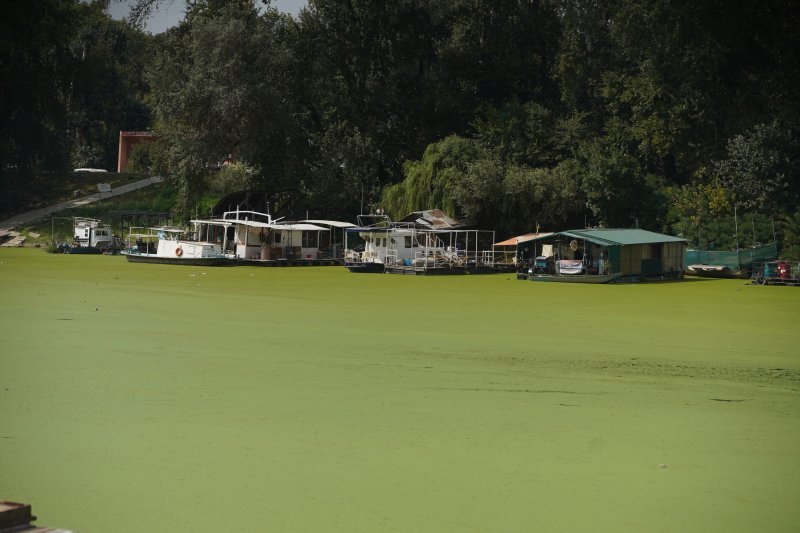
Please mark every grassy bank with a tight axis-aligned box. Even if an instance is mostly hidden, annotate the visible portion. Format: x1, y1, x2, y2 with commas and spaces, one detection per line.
16, 181, 178, 245
1, 172, 153, 221
0, 248, 798, 532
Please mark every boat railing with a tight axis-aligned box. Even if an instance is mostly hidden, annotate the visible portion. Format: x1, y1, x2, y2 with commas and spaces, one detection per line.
222, 209, 282, 224
356, 214, 392, 228
407, 248, 466, 269
73, 216, 104, 227
363, 250, 380, 261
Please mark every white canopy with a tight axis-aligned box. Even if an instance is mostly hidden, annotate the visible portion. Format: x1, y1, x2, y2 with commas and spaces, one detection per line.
299, 220, 355, 228
228, 219, 328, 231
190, 219, 233, 227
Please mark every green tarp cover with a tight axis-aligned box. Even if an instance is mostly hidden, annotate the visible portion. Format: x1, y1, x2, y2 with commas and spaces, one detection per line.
685, 243, 777, 269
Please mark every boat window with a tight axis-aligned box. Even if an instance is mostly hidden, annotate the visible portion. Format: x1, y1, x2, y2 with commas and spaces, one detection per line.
273, 232, 281, 244
404, 236, 412, 248
302, 231, 317, 248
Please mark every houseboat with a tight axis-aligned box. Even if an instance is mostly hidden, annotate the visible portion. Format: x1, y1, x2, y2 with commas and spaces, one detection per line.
343, 214, 422, 273
206, 209, 352, 266
506, 228, 687, 283
343, 210, 500, 275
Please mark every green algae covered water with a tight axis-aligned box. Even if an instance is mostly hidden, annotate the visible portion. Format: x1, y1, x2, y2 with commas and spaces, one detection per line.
1, 248, 798, 532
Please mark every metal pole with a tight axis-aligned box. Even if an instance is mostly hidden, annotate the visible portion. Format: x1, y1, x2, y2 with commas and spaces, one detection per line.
243, 223, 249, 259
771, 217, 776, 245
734, 204, 740, 270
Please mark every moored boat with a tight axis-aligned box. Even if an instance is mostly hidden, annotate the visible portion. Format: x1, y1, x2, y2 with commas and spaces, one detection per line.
686, 264, 737, 278
511, 228, 686, 283
343, 211, 499, 275
121, 224, 237, 266
528, 271, 623, 283
54, 217, 119, 254
210, 209, 351, 266
684, 243, 777, 279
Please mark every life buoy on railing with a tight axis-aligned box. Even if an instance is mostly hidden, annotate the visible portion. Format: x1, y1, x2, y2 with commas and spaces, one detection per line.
175, 247, 184, 257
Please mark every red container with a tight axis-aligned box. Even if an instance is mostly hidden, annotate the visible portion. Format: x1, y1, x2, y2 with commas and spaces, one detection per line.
778, 261, 791, 279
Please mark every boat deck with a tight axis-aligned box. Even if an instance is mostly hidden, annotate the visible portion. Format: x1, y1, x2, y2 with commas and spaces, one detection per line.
383, 263, 514, 275
239, 258, 338, 267
384, 264, 468, 275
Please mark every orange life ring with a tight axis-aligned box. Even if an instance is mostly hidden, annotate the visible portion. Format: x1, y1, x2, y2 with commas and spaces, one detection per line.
175, 247, 184, 257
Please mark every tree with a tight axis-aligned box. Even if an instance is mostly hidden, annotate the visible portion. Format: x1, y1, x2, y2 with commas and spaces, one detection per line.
146, 1, 301, 217
381, 135, 484, 219
129, 0, 800, 230
0, 0, 152, 215
714, 121, 798, 212
665, 175, 731, 248
68, 2, 152, 169
296, 0, 443, 213
0, 0, 80, 211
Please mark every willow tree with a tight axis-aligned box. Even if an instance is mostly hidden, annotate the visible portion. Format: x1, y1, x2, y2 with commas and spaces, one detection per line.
381, 135, 485, 220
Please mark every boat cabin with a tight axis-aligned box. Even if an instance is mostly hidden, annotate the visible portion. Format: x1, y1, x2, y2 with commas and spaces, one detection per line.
344, 212, 499, 274
200, 210, 351, 265
72, 217, 114, 249
126, 226, 230, 260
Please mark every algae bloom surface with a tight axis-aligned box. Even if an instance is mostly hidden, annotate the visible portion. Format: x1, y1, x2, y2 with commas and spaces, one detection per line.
1, 248, 799, 532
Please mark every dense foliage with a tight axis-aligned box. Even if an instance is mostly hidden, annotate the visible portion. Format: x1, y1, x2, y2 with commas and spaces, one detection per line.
3, 0, 798, 254
0, 0, 150, 214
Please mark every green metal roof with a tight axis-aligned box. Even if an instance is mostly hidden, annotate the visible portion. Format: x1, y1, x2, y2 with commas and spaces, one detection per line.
556, 228, 686, 246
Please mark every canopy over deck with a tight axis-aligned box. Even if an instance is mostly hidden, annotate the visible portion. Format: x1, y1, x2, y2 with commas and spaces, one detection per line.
195, 218, 327, 232
190, 219, 234, 228
397, 209, 464, 229
494, 232, 555, 247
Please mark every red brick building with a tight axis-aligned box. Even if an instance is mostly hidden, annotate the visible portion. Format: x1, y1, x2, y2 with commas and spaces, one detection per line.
117, 131, 159, 172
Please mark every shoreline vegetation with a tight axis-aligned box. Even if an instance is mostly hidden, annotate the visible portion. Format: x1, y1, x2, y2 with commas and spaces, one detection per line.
4, 1, 799, 256
1, 248, 798, 532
